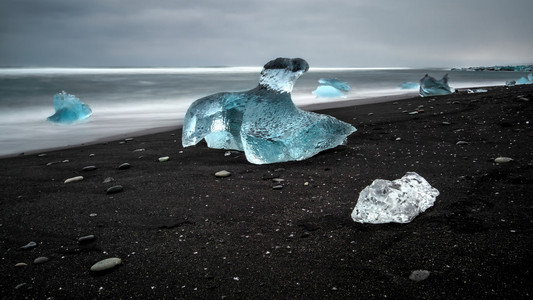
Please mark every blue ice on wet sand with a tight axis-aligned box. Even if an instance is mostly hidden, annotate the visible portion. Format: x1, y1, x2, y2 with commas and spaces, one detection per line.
47, 91, 93, 124
182, 57, 357, 164
419, 74, 455, 97
312, 78, 351, 98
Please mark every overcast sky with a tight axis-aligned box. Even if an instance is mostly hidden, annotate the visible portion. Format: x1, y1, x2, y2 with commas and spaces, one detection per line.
1, 0, 532, 68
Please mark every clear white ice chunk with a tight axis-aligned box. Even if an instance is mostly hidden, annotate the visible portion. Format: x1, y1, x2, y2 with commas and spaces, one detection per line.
47, 91, 92, 124
351, 172, 439, 224
419, 74, 455, 97
182, 57, 357, 164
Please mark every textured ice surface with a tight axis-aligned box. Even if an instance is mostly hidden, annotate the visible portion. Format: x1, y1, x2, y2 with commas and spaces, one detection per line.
47, 91, 92, 124
312, 78, 350, 98
351, 172, 439, 224
516, 73, 533, 85
182, 57, 357, 164
419, 74, 455, 97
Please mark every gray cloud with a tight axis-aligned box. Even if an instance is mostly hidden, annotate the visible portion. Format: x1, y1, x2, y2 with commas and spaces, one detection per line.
1, 0, 532, 67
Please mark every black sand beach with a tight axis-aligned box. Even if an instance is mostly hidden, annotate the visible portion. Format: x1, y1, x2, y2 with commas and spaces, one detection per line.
1, 85, 532, 299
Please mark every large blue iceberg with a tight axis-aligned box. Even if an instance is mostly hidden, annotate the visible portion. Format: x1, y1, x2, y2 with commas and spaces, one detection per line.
47, 91, 92, 124
419, 74, 455, 97
182, 58, 357, 164
312, 78, 350, 98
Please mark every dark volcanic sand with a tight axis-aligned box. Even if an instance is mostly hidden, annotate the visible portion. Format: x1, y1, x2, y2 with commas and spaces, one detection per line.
1, 85, 532, 299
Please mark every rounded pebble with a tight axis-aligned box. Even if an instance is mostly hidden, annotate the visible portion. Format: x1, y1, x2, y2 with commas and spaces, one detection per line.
103, 177, 115, 183
106, 185, 124, 194
215, 170, 231, 178
118, 163, 131, 170
15, 262, 28, 267
82, 165, 97, 171
78, 234, 96, 244
272, 185, 283, 190
64, 176, 84, 184
409, 269, 430, 281
158, 156, 170, 162
33, 256, 49, 264
494, 157, 513, 163
272, 178, 285, 183
90, 257, 122, 272
20, 241, 37, 250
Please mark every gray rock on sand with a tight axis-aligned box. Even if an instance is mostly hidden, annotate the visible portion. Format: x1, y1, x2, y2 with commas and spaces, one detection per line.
159, 156, 170, 162
64, 176, 84, 184
78, 235, 96, 244
118, 163, 131, 170
494, 157, 513, 163
409, 269, 430, 281
215, 170, 231, 178
82, 166, 97, 171
33, 256, 49, 264
90, 257, 122, 272
106, 185, 124, 194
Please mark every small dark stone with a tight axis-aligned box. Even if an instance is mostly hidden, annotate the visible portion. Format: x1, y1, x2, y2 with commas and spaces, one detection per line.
78, 234, 96, 244
82, 166, 97, 171
118, 163, 131, 170
106, 185, 124, 194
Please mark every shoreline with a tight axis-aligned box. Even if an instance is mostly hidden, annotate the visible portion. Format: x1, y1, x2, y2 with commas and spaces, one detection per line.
0, 88, 489, 159
1, 84, 532, 298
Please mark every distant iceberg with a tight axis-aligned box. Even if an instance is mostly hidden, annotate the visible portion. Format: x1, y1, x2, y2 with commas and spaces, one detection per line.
419, 74, 455, 97
182, 58, 357, 164
47, 91, 93, 124
400, 82, 419, 90
312, 78, 350, 98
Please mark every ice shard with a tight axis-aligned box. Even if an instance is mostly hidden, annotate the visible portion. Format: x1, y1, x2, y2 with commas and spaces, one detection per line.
47, 91, 92, 124
351, 172, 439, 224
312, 78, 350, 98
400, 82, 419, 90
419, 74, 455, 97
182, 57, 357, 164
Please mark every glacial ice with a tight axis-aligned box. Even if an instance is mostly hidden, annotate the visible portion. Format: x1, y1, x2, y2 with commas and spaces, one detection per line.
400, 82, 419, 90
47, 91, 92, 124
351, 172, 439, 224
182, 57, 357, 164
419, 74, 455, 97
312, 78, 350, 98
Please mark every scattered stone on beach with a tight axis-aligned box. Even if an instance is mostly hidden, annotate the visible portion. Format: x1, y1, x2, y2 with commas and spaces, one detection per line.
64, 176, 84, 184
106, 185, 124, 194
456, 141, 469, 145
33, 256, 49, 264
133, 148, 145, 152
82, 165, 97, 171
215, 170, 231, 178
37, 153, 47, 157
118, 163, 131, 170
78, 234, 96, 244
272, 178, 285, 183
158, 156, 170, 162
103, 177, 115, 183
89, 213, 97, 217
442, 121, 451, 125
90, 257, 122, 272
46, 161, 62, 166
272, 185, 283, 190
124, 138, 134, 142
15, 283, 28, 290
494, 157, 513, 163
20, 241, 37, 250
15, 262, 28, 267
89, 153, 95, 157
409, 270, 430, 281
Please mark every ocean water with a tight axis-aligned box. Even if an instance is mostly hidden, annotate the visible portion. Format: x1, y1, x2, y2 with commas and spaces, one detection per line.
0, 67, 523, 156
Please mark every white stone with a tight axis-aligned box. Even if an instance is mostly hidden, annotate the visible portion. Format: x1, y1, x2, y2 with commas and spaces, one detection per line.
90, 257, 122, 272
494, 157, 513, 163
215, 170, 231, 178
409, 270, 430, 281
351, 172, 439, 224
64, 176, 83, 184
158, 156, 170, 162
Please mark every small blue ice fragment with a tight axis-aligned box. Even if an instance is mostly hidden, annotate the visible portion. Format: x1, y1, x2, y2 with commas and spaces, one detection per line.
182, 58, 357, 164
400, 82, 419, 90
419, 74, 455, 97
47, 91, 92, 124
312, 78, 350, 98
